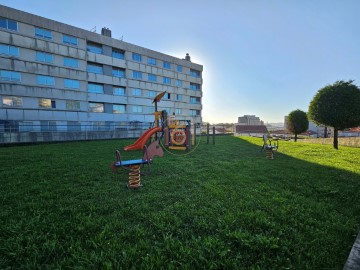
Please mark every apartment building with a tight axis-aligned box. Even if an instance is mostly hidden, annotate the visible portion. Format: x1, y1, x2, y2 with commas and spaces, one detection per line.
0, 5, 203, 138
237, 115, 264, 126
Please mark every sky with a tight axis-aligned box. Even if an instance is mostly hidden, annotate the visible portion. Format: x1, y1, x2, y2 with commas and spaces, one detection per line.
1, 0, 360, 124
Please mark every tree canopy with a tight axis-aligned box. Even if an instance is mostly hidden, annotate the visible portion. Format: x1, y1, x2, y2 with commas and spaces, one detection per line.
286, 109, 309, 142
308, 80, 360, 149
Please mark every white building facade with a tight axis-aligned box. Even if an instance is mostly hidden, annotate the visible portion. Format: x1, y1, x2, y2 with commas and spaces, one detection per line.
0, 5, 203, 139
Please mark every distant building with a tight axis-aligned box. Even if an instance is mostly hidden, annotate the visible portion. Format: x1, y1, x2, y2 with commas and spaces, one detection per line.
338, 127, 360, 137
234, 125, 268, 137
285, 116, 332, 138
238, 115, 264, 126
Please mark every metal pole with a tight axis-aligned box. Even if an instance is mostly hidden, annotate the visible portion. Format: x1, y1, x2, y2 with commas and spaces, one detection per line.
207, 123, 209, 144
193, 123, 196, 145
213, 126, 215, 144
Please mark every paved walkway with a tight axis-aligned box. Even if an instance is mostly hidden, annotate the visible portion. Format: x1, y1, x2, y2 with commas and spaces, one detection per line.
344, 231, 360, 269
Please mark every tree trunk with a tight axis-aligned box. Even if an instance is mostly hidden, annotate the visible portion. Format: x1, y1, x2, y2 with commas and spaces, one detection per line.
294, 133, 298, 142
333, 128, 338, 149
324, 126, 328, 138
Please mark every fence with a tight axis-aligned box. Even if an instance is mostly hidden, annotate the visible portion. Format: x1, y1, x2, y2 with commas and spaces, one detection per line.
0, 123, 154, 144
0, 121, 206, 145
301, 137, 360, 148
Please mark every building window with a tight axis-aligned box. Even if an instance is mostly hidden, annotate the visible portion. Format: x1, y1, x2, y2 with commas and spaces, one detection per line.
190, 109, 201, 116
0, 18, 18, 31
177, 65, 182, 72
112, 67, 125, 78
88, 83, 104, 93
190, 69, 201, 78
132, 88, 142, 96
87, 63, 103, 74
36, 51, 54, 63
19, 121, 34, 132
39, 98, 56, 108
87, 42, 103, 54
132, 53, 142, 62
40, 121, 57, 132
0, 70, 21, 82
132, 105, 143, 113
63, 35, 78, 46
113, 87, 125, 96
190, 83, 200, 90
66, 100, 80, 110
163, 61, 171, 69
148, 90, 156, 98
132, 71, 142, 79
67, 121, 81, 131
113, 104, 126, 114
164, 93, 171, 100
177, 94, 182, 101
175, 108, 182, 115
89, 102, 104, 112
148, 57, 156, 65
64, 79, 80, 89
112, 87, 125, 96
37, 75, 55, 85
176, 80, 182, 87
112, 49, 124, 59
148, 74, 157, 82
0, 44, 19, 57
64, 57, 79, 68
2, 96, 22, 106
35, 27, 52, 40
163, 77, 171, 84
190, 96, 201, 104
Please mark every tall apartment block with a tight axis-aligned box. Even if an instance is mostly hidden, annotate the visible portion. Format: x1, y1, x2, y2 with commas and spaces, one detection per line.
0, 5, 203, 141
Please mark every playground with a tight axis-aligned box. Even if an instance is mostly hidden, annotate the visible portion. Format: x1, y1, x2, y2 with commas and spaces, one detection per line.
1, 136, 360, 269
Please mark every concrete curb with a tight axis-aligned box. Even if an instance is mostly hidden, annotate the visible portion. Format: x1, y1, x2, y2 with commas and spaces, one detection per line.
343, 231, 360, 270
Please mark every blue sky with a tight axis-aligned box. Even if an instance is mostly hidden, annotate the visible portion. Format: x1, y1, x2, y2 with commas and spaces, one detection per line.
2, 0, 360, 124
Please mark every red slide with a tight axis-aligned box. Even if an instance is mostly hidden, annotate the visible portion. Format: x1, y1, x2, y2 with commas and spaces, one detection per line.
124, 126, 162, 151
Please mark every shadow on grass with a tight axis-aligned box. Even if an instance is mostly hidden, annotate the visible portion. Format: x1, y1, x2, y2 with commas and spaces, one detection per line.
0, 136, 359, 269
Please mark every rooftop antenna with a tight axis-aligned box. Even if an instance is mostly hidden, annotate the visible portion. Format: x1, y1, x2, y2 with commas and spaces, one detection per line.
90, 26, 96, 33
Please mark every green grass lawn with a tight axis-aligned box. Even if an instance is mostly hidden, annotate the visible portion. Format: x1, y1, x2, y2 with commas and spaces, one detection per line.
1, 136, 359, 269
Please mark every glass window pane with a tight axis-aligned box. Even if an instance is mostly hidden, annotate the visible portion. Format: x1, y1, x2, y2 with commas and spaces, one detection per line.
148, 58, 156, 65
89, 102, 104, 112
8, 20, 18, 31
39, 99, 51, 108
0, 18, 6, 29
37, 75, 54, 85
63, 35, 78, 46
88, 83, 103, 93
112, 68, 125, 78
87, 63, 103, 74
65, 79, 80, 89
112, 50, 124, 59
9, 46, 19, 56
3, 97, 12, 106
113, 104, 125, 114
87, 43, 103, 54
132, 53, 142, 61
0, 44, 8, 55
11, 72, 21, 82
113, 87, 125, 96
64, 57, 78, 68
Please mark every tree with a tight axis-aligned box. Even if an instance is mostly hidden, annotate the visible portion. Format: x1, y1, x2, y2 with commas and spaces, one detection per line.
308, 80, 360, 149
286, 110, 309, 142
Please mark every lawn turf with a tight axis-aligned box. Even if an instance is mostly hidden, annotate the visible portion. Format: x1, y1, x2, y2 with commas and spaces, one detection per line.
0, 136, 359, 269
